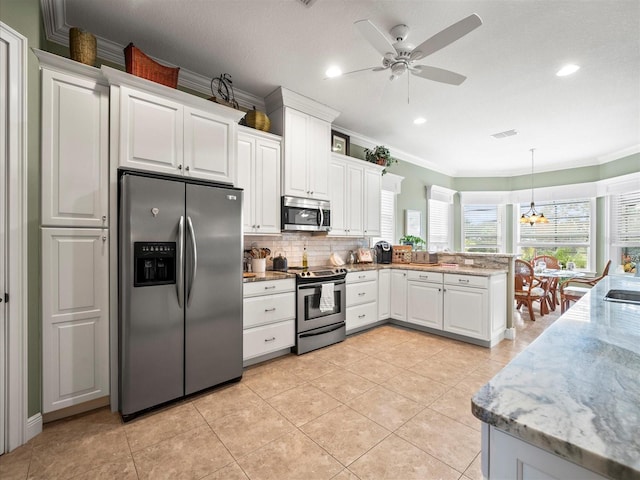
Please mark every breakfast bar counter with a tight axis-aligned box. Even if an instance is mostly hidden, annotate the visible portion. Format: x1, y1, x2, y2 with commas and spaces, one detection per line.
471, 275, 640, 479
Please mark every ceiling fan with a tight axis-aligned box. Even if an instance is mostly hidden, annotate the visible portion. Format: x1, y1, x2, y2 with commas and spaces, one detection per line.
345, 14, 483, 85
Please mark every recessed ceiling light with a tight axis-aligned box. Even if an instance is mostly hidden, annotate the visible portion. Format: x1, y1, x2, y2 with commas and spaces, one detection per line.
413, 117, 427, 125
325, 66, 342, 78
556, 64, 580, 77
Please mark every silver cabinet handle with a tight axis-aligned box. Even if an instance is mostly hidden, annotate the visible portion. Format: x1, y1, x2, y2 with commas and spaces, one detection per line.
264, 285, 276, 290
264, 337, 276, 342
358, 275, 366, 279
187, 216, 197, 305
178, 164, 182, 170
257, 225, 260, 229
358, 314, 366, 318
458, 278, 470, 283
419, 275, 430, 279
102, 215, 107, 222
185, 165, 190, 171
102, 235, 107, 242
358, 292, 366, 296
177, 216, 185, 308
264, 307, 276, 312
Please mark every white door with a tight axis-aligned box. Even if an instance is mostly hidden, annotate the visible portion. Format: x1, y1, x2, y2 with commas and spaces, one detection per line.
328, 160, 347, 235
390, 270, 407, 320
364, 168, 382, 236
407, 281, 443, 329
41, 228, 109, 413
444, 285, 487, 339
307, 116, 330, 200
0, 33, 7, 453
283, 108, 308, 197
237, 133, 256, 232
254, 138, 281, 233
378, 269, 391, 320
184, 106, 235, 184
41, 69, 109, 227
346, 164, 364, 236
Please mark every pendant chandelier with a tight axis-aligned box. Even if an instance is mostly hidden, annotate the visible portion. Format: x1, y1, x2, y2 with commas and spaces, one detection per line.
520, 148, 549, 226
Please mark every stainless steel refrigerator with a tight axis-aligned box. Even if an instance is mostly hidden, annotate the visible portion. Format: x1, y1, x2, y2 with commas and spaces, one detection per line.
119, 170, 243, 419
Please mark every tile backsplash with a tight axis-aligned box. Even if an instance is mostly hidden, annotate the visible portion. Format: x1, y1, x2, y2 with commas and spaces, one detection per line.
244, 233, 368, 269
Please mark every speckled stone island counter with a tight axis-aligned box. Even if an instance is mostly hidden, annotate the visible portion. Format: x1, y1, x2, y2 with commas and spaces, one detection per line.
472, 275, 640, 479
242, 271, 295, 282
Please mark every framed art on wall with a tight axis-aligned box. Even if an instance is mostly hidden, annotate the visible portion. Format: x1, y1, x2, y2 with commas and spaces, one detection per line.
331, 130, 350, 156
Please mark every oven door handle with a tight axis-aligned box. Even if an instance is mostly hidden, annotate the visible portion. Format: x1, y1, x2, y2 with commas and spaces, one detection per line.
298, 322, 345, 338
298, 282, 345, 290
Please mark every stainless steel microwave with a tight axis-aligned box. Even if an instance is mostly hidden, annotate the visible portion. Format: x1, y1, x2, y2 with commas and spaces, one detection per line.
281, 196, 331, 232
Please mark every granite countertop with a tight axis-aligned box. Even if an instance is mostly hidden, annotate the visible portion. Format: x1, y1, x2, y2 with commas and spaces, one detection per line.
471, 275, 640, 479
243, 263, 507, 282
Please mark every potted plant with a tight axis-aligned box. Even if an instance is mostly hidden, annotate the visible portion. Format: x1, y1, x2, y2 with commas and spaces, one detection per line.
400, 235, 426, 250
364, 145, 397, 174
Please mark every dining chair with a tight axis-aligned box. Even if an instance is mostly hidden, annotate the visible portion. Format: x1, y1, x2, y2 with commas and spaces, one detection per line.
532, 255, 561, 311
560, 260, 612, 313
515, 259, 546, 320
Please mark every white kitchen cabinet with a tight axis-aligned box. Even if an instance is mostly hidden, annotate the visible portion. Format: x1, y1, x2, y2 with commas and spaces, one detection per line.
281, 108, 330, 200
40, 66, 109, 228
41, 228, 109, 413
378, 268, 391, 320
329, 155, 363, 236
243, 279, 296, 362
486, 425, 607, 480
237, 128, 282, 234
346, 270, 378, 332
390, 269, 408, 321
407, 271, 444, 329
363, 167, 382, 236
444, 273, 506, 344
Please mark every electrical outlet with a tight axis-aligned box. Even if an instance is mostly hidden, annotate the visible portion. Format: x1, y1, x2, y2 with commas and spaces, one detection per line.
464, 259, 474, 265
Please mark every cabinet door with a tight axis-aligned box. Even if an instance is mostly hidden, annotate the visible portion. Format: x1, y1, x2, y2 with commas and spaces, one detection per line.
254, 138, 281, 233
364, 168, 382, 236
118, 86, 183, 174
307, 116, 330, 200
41, 69, 108, 227
444, 285, 487, 339
328, 160, 348, 235
407, 281, 443, 329
378, 269, 391, 320
237, 133, 256, 232
390, 270, 408, 321
346, 164, 364, 236
283, 108, 309, 197
42, 228, 109, 413
184, 106, 235, 184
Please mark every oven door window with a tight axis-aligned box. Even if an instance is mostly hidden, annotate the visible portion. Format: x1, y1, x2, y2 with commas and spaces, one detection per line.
304, 288, 342, 320
289, 207, 320, 228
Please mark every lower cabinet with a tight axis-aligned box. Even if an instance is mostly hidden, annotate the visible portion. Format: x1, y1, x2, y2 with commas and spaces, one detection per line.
41, 228, 109, 413
346, 270, 378, 332
243, 279, 296, 361
407, 271, 443, 329
377, 269, 391, 320
390, 269, 408, 321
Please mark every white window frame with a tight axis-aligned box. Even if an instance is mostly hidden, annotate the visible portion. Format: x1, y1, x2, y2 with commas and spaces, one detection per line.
602, 173, 640, 272
462, 204, 506, 253
426, 185, 455, 252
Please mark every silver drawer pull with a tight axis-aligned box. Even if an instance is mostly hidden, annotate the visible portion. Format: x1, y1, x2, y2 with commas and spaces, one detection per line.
419, 275, 430, 279
458, 279, 470, 283
264, 337, 276, 342
264, 307, 276, 312
358, 275, 366, 279
358, 292, 366, 296
358, 314, 366, 318
264, 285, 276, 290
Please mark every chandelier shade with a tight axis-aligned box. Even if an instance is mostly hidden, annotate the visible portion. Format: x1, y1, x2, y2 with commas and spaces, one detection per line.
520, 148, 548, 226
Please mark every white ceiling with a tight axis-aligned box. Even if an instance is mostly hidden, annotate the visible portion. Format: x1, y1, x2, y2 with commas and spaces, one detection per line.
47, 0, 639, 177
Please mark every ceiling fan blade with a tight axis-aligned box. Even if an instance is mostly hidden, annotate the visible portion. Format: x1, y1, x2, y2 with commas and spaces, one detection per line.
410, 14, 482, 61
411, 65, 467, 85
354, 19, 396, 57
325, 66, 382, 79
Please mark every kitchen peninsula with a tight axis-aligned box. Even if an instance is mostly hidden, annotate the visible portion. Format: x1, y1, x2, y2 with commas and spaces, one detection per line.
472, 275, 640, 480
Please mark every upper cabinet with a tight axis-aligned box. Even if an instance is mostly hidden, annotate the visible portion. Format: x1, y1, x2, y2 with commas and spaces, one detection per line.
103, 66, 244, 184
237, 127, 282, 234
39, 62, 109, 227
265, 87, 339, 201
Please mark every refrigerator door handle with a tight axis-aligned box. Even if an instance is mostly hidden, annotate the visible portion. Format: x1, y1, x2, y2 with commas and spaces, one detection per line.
177, 216, 185, 307
187, 216, 198, 306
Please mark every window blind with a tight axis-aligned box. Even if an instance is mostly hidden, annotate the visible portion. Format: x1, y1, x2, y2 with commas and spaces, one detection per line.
429, 199, 451, 248
380, 189, 395, 243
612, 191, 640, 245
463, 204, 502, 252
519, 199, 591, 245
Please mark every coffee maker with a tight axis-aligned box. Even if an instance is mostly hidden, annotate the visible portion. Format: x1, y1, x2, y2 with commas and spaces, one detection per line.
374, 241, 393, 264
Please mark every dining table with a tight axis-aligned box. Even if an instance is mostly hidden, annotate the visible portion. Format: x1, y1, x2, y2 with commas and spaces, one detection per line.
534, 268, 586, 314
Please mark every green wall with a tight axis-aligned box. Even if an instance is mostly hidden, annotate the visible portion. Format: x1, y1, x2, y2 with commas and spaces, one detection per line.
1, 0, 43, 417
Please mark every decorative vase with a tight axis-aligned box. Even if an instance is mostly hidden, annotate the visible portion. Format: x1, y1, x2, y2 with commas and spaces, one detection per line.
69, 27, 97, 66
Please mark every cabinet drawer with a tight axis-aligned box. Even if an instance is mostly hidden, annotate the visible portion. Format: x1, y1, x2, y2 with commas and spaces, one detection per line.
407, 270, 444, 283
346, 280, 378, 307
243, 278, 295, 297
444, 274, 488, 289
346, 301, 378, 331
243, 320, 295, 360
346, 270, 377, 283
243, 292, 295, 328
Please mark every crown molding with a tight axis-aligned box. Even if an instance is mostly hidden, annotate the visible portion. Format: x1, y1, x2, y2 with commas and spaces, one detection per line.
264, 87, 340, 123
40, 0, 265, 111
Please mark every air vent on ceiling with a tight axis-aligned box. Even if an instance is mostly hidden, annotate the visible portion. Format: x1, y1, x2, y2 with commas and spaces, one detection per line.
297, 0, 318, 6
491, 129, 518, 139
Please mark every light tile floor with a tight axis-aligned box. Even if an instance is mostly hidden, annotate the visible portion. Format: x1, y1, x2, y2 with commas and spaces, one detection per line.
0, 309, 559, 480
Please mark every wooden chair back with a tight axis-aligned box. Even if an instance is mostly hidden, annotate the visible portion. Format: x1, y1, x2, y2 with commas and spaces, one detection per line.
532, 255, 560, 269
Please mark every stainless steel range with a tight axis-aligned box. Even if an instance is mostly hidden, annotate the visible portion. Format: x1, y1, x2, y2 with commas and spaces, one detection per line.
292, 266, 348, 354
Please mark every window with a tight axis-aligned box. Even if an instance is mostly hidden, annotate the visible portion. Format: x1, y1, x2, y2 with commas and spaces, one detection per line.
517, 198, 593, 269
611, 190, 640, 272
463, 204, 503, 253
428, 199, 452, 251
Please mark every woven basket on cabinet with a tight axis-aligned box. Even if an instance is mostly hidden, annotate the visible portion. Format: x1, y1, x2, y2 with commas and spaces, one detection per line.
124, 43, 180, 88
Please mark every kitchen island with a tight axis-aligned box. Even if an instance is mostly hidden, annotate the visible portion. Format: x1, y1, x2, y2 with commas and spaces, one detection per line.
472, 275, 640, 480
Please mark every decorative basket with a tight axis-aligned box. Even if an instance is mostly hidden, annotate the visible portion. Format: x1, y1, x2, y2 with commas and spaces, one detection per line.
243, 107, 271, 132
392, 245, 412, 264
69, 27, 97, 66
124, 43, 179, 88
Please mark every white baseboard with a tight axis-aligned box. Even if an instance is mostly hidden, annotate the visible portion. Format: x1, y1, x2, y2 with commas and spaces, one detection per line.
504, 327, 516, 340
26, 413, 42, 443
